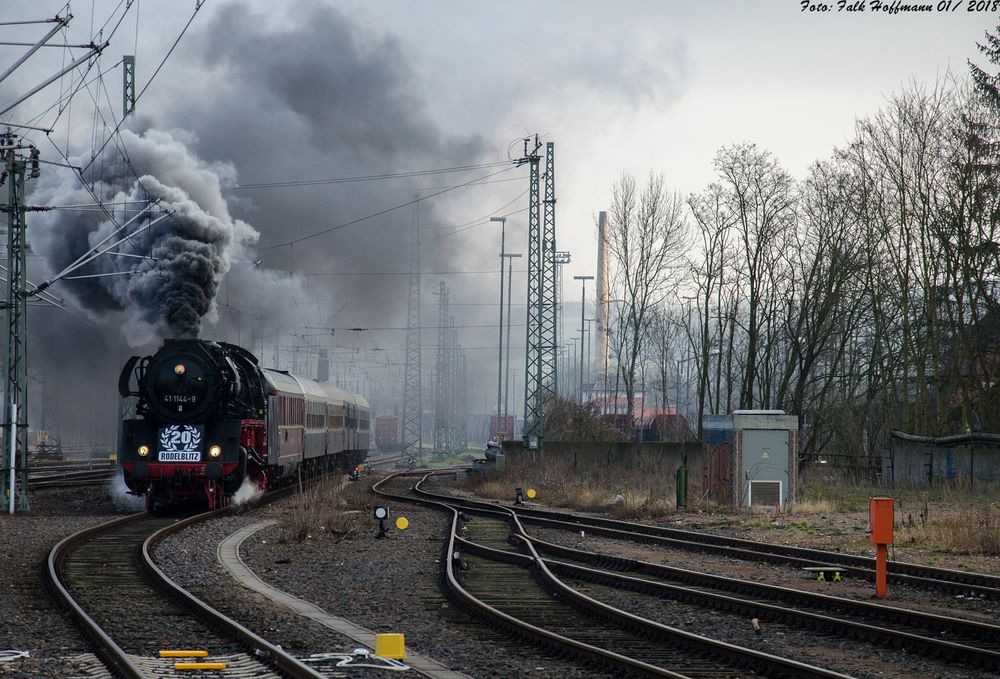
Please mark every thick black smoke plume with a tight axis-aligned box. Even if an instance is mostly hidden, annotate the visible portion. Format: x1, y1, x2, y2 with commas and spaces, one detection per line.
22, 0, 494, 449
155, 1, 488, 329
29, 129, 258, 344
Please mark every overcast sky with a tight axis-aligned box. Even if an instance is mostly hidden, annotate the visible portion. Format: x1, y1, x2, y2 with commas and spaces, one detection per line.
0, 1, 995, 424
9, 1, 992, 277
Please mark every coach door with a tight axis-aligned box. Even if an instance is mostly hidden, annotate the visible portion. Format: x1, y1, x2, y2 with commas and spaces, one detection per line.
267, 395, 279, 464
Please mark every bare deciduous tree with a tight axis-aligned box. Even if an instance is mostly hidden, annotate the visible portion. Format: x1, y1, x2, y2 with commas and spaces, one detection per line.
607, 172, 689, 425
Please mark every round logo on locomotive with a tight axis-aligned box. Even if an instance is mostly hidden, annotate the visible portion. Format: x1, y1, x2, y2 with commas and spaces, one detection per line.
158, 424, 203, 455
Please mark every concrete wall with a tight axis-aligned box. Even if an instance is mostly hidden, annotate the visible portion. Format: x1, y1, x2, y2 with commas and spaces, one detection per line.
885, 443, 1000, 485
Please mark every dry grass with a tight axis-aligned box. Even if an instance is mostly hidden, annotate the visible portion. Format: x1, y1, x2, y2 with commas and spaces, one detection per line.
895, 504, 1000, 557
799, 470, 1000, 557
279, 476, 372, 543
462, 457, 680, 518
462, 456, 1000, 564
785, 498, 837, 514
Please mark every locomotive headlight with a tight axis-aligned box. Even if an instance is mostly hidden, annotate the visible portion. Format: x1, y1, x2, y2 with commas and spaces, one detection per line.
209, 445, 222, 458
174, 363, 186, 376
137, 445, 149, 457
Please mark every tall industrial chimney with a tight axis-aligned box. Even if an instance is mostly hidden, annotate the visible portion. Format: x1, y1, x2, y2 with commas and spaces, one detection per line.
595, 211, 610, 381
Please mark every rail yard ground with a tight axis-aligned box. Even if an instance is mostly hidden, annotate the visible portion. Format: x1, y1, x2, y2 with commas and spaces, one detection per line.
0, 466, 998, 678
459, 456, 1000, 575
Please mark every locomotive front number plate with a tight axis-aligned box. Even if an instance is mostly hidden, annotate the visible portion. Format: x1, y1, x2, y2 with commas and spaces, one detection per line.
158, 424, 203, 462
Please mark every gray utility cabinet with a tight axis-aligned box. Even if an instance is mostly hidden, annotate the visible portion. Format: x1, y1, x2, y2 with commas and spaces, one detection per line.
703, 411, 799, 508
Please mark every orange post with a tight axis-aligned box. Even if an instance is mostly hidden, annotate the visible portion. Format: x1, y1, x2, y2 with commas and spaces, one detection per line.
869, 496, 893, 598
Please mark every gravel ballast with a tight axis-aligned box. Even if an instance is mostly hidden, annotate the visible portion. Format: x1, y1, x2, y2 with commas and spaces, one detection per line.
5, 474, 1000, 678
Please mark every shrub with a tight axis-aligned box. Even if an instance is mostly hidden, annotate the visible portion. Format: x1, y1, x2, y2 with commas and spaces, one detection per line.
280, 476, 370, 543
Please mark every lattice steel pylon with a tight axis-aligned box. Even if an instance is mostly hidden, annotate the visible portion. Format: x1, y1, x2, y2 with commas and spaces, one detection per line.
456, 350, 468, 449
122, 55, 135, 117
2, 133, 33, 511
521, 137, 558, 446
433, 282, 452, 456
520, 138, 542, 443
402, 197, 422, 460
540, 143, 558, 398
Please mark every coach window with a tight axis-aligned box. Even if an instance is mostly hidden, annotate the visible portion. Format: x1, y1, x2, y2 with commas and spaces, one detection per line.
308, 402, 325, 429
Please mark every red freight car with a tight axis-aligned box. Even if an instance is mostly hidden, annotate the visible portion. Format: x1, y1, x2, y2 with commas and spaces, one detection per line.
375, 415, 402, 452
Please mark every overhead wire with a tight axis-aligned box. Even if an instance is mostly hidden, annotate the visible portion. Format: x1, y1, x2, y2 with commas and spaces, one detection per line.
259, 164, 518, 251
296, 269, 527, 277
80, 0, 204, 175
12, 0, 200, 294
228, 160, 513, 190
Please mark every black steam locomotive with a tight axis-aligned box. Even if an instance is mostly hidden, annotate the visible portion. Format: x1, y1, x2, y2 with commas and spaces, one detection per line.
118, 339, 369, 510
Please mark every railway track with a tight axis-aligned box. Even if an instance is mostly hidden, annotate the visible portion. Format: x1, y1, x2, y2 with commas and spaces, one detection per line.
528, 533, 1000, 669
376, 472, 854, 678
28, 460, 117, 489
376, 470, 1000, 676
420, 472, 1000, 599
46, 489, 331, 678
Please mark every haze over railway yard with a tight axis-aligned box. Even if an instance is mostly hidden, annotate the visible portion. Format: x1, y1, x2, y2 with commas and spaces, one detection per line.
6, 5, 1000, 677
0, 0, 993, 456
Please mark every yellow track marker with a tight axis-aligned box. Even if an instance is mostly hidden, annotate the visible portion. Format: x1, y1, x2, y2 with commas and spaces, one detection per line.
175, 662, 227, 670
158, 650, 209, 657
376, 633, 406, 659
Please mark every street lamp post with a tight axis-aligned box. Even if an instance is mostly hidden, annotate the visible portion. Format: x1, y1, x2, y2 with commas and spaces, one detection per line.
571, 338, 578, 399
573, 275, 594, 403
502, 252, 521, 436
490, 216, 507, 433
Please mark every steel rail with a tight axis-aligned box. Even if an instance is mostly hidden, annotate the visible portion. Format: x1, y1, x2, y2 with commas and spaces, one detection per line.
374, 471, 854, 679
142, 505, 325, 679
46, 513, 150, 679
46, 477, 329, 678
508, 503, 1000, 594
29, 469, 117, 488
405, 471, 1000, 669
523, 539, 1000, 670
413, 470, 1000, 598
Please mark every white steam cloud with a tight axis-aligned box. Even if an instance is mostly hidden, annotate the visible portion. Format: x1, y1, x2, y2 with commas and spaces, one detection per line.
107, 471, 146, 512
232, 475, 265, 505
